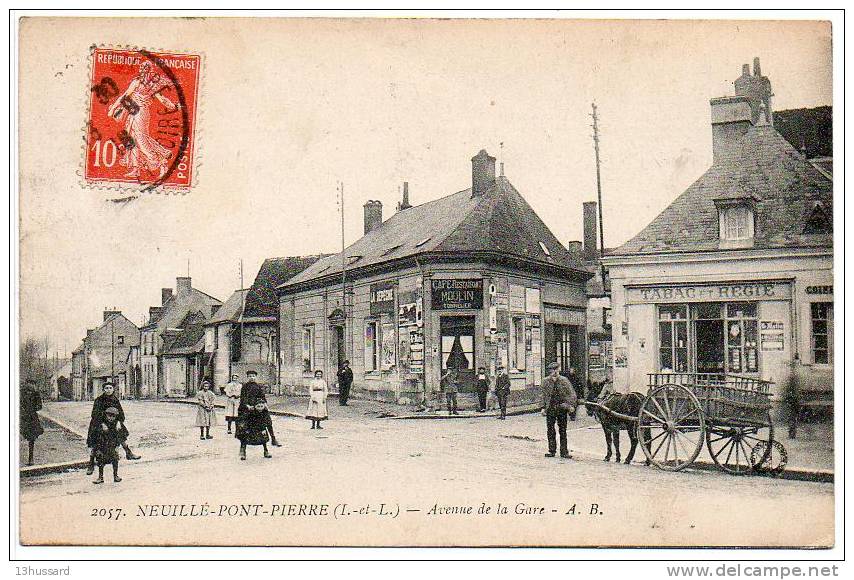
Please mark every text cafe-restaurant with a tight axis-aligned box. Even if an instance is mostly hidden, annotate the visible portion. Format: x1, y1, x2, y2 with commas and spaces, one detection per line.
276, 149, 591, 403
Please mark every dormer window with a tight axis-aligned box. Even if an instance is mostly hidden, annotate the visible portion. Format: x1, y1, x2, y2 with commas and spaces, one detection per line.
714, 195, 758, 248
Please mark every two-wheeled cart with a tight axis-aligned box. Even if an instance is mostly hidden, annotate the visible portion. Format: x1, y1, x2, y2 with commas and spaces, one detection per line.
635, 373, 785, 474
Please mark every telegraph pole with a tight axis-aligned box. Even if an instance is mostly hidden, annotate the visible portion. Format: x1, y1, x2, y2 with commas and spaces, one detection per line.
591, 103, 607, 291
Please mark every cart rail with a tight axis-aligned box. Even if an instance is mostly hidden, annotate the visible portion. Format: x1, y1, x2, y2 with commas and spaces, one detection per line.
647, 372, 773, 424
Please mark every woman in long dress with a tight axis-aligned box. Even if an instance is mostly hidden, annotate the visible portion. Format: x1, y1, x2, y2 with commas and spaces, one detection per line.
195, 380, 217, 440
106, 61, 180, 181
20, 379, 44, 466
223, 374, 241, 434
306, 370, 329, 430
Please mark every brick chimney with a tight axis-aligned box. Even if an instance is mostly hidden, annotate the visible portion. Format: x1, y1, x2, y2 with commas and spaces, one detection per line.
176, 277, 192, 295
567, 240, 582, 256
103, 309, 121, 321
582, 201, 599, 262
149, 306, 164, 323
710, 57, 773, 161
396, 182, 412, 212
363, 200, 383, 234
471, 149, 496, 197
161, 288, 173, 305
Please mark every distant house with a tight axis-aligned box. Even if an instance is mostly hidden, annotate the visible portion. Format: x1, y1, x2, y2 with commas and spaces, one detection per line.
49, 359, 73, 400
604, 59, 833, 409
205, 255, 326, 392
139, 277, 222, 398
161, 311, 208, 397
69, 310, 141, 400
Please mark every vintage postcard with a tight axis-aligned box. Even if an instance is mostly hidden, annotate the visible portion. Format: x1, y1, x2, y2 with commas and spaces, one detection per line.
14, 15, 837, 551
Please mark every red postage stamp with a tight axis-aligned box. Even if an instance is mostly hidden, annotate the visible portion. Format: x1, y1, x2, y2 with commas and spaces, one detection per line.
85, 47, 201, 192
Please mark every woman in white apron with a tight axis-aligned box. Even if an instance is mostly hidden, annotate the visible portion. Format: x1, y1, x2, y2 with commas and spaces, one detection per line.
306, 370, 329, 429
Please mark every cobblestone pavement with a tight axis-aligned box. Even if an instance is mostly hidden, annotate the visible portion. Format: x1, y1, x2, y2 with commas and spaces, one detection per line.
20, 400, 834, 547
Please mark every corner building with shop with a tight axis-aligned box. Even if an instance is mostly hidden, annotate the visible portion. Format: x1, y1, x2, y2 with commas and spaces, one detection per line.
603, 59, 833, 408
277, 150, 592, 403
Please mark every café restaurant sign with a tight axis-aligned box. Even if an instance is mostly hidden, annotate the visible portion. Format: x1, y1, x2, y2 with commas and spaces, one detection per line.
626, 281, 792, 304
431, 278, 484, 310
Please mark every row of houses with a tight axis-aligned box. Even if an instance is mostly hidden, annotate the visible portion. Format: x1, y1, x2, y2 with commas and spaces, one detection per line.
66, 58, 832, 411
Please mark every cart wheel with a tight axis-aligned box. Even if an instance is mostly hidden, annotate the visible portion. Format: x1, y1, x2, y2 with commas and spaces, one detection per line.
706, 412, 774, 475
750, 440, 788, 477
638, 384, 705, 471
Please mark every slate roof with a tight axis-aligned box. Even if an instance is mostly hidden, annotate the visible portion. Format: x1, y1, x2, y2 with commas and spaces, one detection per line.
612, 123, 833, 256
773, 106, 832, 160
162, 312, 207, 355
143, 286, 222, 332
206, 289, 249, 325
281, 176, 589, 291
244, 256, 327, 317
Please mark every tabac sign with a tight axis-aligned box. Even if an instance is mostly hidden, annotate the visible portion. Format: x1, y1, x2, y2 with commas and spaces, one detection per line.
626, 281, 792, 304
431, 278, 484, 310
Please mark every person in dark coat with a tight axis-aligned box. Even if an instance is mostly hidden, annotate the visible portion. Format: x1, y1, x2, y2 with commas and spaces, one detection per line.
542, 362, 577, 459
560, 367, 584, 421
236, 370, 279, 458
336, 360, 354, 406
86, 381, 140, 475
237, 399, 272, 460
495, 365, 511, 420
20, 378, 44, 466
91, 407, 124, 484
440, 369, 459, 415
475, 367, 489, 412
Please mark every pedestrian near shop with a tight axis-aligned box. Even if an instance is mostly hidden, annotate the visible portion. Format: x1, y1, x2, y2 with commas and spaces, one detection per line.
20, 378, 44, 466
440, 368, 460, 415
224, 374, 241, 434
237, 370, 281, 447
337, 360, 353, 406
561, 367, 584, 421
91, 406, 124, 484
475, 366, 489, 412
195, 379, 217, 440
86, 381, 140, 475
542, 362, 577, 459
307, 370, 329, 429
495, 365, 511, 420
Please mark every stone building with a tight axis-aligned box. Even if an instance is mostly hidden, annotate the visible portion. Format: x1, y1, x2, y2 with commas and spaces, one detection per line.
69, 310, 141, 400
603, 59, 833, 410
277, 150, 591, 404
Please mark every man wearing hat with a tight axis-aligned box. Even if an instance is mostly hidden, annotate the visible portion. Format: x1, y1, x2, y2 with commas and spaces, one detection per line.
236, 371, 280, 455
85, 380, 140, 475
542, 362, 577, 458
495, 364, 511, 420
336, 360, 353, 406
20, 378, 44, 466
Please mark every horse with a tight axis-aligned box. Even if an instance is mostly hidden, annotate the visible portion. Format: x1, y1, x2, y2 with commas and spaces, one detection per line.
584, 381, 648, 465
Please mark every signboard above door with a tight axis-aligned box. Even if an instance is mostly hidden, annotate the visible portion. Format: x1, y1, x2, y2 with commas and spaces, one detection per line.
625, 281, 792, 304
431, 278, 484, 310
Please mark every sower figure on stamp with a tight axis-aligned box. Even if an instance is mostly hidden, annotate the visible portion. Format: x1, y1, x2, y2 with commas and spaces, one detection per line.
86, 381, 140, 475
495, 364, 511, 420
106, 61, 180, 181
195, 379, 217, 440
223, 374, 242, 434
91, 407, 124, 484
20, 378, 44, 466
542, 362, 577, 459
336, 360, 353, 406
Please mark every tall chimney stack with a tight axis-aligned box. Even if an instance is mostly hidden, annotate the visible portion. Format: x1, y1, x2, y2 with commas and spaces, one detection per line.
363, 200, 383, 234
103, 309, 121, 322
176, 277, 192, 295
582, 201, 599, 262
471, 149, 496, 197
161, 288, 173, 305
397, 182, 412, 211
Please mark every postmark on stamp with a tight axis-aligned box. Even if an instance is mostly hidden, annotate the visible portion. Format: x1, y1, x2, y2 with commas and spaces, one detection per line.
84, 47, 201, 193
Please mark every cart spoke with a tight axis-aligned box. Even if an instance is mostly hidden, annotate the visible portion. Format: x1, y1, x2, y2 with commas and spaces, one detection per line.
651, 397, 669, 422
672, 433, 679, 464
662, 389, 672, 418
724, 438, 736, 466
675, 408, 699, 426
642, 408, 666, 425
663, 432, 672, 463
647, 429, 669, 445
712, 437, 733, 460
652, 429, 669, 458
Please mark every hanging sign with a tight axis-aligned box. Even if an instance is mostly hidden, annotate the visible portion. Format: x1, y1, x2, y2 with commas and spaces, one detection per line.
431, 279, 483, 310
370, 282, 395, 315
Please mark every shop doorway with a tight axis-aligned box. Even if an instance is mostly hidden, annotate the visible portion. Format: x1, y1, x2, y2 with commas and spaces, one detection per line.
440, 316, 475, 391
545, 323, 585, 379
695, 319, 725, 375
330, 325, 345, 372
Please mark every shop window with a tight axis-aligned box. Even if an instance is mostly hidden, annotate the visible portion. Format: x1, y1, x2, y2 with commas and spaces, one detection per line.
811, 303, 833, 364
117, 335, 125, 346
365, 321, 379, 372
302, 326, 315, 373
658, 305, 688, 372
510, 317, 526, 371
725, 302, 759, 374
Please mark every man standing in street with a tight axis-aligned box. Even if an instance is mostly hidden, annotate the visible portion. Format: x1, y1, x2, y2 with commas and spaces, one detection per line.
237, 370, 280, 455
495, 364, 510, 420
336, 360, 353, 406
440, 368, 459, 415
561, 366, 584, 421
542, 362, 577, 459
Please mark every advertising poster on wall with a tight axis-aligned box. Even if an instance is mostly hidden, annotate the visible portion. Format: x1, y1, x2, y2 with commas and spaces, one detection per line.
381, 321, 396, 369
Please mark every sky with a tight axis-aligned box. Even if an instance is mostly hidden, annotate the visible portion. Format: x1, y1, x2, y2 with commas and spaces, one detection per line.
17, 18, 832, 356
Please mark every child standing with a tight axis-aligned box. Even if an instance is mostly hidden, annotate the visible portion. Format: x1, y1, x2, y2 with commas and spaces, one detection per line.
306, 370, 329, 429
92, 407, 124, 484
238, 399, 272, 460
195, 379, 217, 440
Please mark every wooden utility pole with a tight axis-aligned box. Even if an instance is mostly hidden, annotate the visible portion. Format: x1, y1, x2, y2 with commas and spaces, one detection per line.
591, 103, 607, 291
